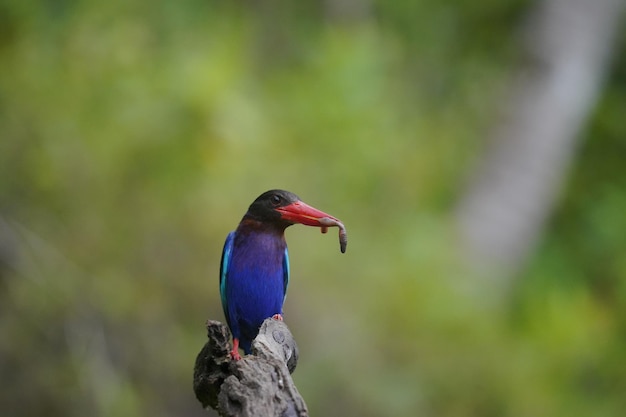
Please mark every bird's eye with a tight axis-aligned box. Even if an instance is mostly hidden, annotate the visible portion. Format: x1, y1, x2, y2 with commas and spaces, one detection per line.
271, 195, 282, 206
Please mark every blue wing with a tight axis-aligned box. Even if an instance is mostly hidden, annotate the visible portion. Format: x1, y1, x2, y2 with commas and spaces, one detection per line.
282, 247, 290, 304
219, 231, 235, 320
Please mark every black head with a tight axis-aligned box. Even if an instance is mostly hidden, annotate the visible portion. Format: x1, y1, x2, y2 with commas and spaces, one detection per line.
244, 189, 301, 224
241, 189, 347, 252
243, 189, 342, 229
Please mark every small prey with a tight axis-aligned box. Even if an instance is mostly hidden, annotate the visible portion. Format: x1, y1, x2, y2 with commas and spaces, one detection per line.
319, 217, 348, 253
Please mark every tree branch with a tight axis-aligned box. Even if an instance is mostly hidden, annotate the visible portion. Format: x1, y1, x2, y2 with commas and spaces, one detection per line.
193, 319, 308, 417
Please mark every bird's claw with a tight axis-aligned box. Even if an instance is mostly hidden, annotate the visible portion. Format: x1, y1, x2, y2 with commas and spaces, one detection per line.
230, 338, 242, 361
230, 349, 242, 361
272, 314, 284, 321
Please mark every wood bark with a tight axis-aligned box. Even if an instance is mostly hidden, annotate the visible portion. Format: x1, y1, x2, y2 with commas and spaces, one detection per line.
193, 319, 308, 417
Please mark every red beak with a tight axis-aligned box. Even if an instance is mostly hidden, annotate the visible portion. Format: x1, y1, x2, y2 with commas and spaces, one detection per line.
276, 200, 341, 227
277, 199, 347, 253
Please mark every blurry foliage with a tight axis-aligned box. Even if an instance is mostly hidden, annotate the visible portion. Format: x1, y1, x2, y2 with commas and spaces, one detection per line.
0, 1, 625, 417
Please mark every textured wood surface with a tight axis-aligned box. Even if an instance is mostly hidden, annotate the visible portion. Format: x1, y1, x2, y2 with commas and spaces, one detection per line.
193, 318, 308, 417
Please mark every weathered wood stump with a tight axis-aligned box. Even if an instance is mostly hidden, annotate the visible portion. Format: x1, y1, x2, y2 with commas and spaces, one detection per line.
193, 318, 308, 417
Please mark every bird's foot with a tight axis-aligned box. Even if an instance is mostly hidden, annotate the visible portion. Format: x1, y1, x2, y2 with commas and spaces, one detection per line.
272, 313, 283, 321
230, 338, 242, 361
230, 349, 241, 361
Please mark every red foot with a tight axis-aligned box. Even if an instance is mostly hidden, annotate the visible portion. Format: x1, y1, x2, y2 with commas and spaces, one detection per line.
230, 338, 242, 361
272, 314, 283, 321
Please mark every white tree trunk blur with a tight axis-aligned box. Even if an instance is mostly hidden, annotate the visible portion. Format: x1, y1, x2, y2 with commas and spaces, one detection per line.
456, 0, 624, 284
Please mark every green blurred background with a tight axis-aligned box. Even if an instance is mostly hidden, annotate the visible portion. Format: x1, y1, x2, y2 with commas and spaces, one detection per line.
1, 1, 625, 416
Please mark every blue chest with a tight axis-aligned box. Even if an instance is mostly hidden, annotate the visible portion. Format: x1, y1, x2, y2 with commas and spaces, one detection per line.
220, 230, 290, 352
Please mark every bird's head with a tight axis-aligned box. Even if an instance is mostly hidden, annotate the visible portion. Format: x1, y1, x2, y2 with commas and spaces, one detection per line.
245, 189, 336, 226
244, 189, 347, 252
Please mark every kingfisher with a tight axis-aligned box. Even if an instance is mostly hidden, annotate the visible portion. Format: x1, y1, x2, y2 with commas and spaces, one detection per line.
219, 189, 346, 360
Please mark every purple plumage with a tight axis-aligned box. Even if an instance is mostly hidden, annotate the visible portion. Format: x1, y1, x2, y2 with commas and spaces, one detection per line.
221, 226, 288, 354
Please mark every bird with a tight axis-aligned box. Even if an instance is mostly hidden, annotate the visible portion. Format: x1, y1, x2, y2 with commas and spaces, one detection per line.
219, 189, 345, 360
